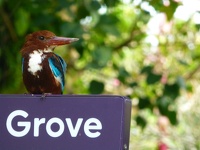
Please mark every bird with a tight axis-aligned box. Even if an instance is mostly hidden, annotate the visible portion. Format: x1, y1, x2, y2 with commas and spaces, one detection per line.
21, 30, 78, 94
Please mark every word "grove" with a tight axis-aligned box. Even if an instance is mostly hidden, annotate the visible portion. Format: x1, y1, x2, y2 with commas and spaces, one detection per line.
6, 110, 102, 138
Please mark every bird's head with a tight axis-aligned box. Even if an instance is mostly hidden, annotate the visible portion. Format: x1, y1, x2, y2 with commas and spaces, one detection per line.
21, 30, 79, 56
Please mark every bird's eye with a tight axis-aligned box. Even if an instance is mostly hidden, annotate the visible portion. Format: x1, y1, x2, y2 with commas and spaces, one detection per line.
38, 36, 45, 40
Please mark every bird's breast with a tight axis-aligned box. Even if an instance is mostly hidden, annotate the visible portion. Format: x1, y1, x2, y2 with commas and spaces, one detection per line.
27, 50, 46, 76
22, 51, 62, 94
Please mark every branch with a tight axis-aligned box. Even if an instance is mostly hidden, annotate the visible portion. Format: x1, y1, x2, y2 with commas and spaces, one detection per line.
114, 14, 142, 51
0, 7, 17, 41
185, 64, 200, 80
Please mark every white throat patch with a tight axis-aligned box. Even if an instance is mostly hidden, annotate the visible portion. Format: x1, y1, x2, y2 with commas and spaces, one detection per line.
28, 50, 44, 76
28, 48, 53, 76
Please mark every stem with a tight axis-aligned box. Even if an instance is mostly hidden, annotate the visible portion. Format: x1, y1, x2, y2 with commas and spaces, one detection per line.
0, 6, 17, 41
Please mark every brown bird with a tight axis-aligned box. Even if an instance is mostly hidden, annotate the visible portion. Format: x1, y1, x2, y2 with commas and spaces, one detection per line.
21, 30, 78, 94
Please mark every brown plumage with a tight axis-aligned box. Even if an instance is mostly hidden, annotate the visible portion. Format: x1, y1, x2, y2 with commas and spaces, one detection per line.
21, 30, 78, 94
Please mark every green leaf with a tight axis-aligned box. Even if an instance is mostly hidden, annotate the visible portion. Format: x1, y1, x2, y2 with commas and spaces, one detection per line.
149, 0, 163, 11
15, 8, 29, 36
141, 65, 153, 74
129, 82, 137, 87
73, 39, 84, 57
89, 1, 101, 11
149, 0, 179, 20
60, 22, 81, 36
90, 46, 112, 68
146, 72, 162, 85
135, 115, 147, 129
96, 14, 120, 36
157, 96, 171, 115
157, 96, 177, 124
0, 0, 3, 6
89, 80, 104, 94
77, 4, 90, 19
104, 0, 120, 7
167, 110, 177, 125
186, 83, 193, 93
163, 83, 180, 99
138, 97, 152, 109
117, 67, 130, 83
161, 0, 179, 20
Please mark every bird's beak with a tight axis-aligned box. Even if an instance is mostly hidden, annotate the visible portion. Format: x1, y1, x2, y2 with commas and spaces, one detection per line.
47, 36, 79, 46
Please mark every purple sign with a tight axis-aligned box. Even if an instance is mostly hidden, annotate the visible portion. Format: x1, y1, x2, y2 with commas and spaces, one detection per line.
0, 95, 131, 150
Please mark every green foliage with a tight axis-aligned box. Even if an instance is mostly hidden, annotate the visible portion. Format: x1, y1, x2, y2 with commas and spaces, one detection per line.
15, 8, 30, 36
89, 80, 104, 94
0, 0, 199, 133
135, 115, 147, 129
138, 97, 152, 110
148, 0, 179, 20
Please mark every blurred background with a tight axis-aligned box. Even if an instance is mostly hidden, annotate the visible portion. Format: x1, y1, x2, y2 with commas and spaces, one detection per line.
1, 0, 200, 149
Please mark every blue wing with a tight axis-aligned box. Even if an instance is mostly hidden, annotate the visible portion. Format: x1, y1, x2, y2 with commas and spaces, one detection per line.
48, 54, 67, 91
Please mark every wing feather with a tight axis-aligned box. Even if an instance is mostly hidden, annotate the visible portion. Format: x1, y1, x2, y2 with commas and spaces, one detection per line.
48, 54, 67, 91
